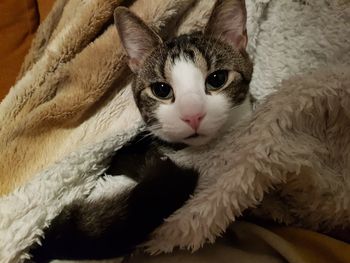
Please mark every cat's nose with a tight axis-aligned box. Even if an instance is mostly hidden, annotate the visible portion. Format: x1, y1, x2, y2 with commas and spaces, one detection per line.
182, 113, 205, 130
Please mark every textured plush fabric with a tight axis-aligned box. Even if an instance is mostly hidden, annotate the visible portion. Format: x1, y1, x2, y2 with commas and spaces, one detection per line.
246, 0, 350, 100
0, 0, 349, 262
0, 0, 197, 197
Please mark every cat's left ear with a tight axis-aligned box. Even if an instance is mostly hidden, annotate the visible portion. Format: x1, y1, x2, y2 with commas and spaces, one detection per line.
205, 0, 247, 51
114, 7, 162, 72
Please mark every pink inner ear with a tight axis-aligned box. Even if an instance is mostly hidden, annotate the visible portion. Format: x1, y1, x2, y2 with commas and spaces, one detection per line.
128, 58, 141, 72
226, 31, 247, 50
206, 0, 248, 51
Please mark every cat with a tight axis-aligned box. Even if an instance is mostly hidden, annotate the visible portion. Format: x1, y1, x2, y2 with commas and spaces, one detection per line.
29, 0, 253, 261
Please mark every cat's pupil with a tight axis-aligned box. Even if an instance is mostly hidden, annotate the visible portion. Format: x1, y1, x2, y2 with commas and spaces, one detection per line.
206, 70, 228, 91
150, 82, 173, 100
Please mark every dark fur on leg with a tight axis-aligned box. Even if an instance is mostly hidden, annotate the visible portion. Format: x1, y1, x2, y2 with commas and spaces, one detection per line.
29, 153, 198, 262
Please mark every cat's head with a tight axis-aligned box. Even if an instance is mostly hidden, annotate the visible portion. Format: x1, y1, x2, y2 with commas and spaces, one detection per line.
114, 0, 252, 146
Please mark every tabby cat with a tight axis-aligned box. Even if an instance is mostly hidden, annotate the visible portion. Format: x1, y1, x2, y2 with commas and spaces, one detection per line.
30, 0, 253, 261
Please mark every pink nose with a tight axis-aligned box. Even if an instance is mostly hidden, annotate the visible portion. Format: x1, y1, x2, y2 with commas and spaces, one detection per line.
182, 113, 205, 130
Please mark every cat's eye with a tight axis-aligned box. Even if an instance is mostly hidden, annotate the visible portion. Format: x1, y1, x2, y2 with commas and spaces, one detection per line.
205, 70, 228, 91
150, 82, 173, 100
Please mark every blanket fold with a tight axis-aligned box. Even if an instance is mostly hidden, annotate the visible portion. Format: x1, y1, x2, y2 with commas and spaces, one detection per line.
0, 0, 349, 262
0, 0, 197, 197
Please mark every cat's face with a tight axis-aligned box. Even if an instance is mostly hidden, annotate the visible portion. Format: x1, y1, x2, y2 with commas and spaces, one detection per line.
134, 34, 252, 146
115, 0, 252, 146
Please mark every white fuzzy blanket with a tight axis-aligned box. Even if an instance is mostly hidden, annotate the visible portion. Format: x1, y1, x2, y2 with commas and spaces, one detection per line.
0, 0, 349, 262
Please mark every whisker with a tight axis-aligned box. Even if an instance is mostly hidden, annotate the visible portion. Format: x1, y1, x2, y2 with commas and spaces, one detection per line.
229, 103, 246, 111
134, 132, 155, 144
146, 123, 162, 131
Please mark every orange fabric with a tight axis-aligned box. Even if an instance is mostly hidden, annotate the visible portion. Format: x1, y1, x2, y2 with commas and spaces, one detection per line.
37, 0, 56, 22
0, 0, 38, 101
0, 0, 55, 102
270, 226, 350, 263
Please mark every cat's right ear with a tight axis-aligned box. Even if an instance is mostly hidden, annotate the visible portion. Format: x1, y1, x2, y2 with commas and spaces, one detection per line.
205, 0, 247, 51
114, 7, 162, 72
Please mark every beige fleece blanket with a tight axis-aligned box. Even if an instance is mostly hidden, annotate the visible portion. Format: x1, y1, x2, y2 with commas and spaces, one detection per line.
0, 0, 349, 262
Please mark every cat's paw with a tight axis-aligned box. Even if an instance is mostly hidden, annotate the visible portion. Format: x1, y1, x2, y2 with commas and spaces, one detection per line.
144, 210, 219, 255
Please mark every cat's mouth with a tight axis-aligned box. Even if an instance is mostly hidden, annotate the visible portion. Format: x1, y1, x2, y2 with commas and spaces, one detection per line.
182, 132, 212, 146
185, 133, 201, 139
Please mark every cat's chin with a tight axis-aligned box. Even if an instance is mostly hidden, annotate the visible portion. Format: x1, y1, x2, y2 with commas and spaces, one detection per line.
181, 134, 212, 147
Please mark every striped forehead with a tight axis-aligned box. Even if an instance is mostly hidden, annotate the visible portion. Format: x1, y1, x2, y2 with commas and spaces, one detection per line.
168, 46, 207, 71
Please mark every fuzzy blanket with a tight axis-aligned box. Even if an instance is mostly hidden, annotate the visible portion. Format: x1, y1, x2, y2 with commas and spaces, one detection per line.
0, 0, 350, 262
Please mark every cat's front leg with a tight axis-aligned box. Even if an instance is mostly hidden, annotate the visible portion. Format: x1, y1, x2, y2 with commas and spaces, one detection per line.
145, 150, 288, 254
